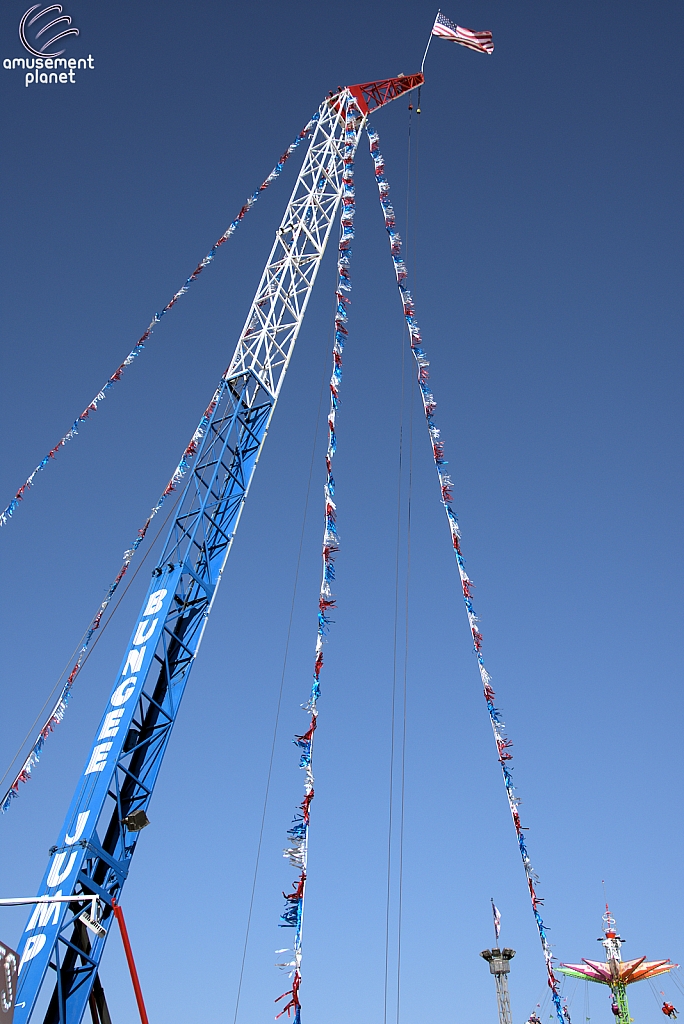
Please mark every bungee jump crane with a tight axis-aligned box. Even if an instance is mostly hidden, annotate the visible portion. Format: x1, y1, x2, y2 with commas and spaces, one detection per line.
10, 73, 424, 1024
6, 16, 665, 1024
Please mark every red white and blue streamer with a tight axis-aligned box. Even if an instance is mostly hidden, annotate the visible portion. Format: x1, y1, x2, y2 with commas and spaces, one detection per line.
275, 100, 359, 1024
0, 378, 227, 813
367, 123, 566, 1024
0, 114, 320, 528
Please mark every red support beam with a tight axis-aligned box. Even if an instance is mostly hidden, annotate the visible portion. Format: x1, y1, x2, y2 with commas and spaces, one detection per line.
348, 73, 424, 114
328, 73, 424, 118
111, 899, 149, 1024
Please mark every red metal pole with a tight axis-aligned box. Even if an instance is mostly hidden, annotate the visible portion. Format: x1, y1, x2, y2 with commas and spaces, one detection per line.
111, 898, 149, 1024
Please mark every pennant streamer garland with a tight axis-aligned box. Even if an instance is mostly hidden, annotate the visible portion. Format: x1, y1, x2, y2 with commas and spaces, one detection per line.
275, 100, 359, 1024
0, 378, 228, 813
0, 113, 320, 528
366, 122, 565, 1024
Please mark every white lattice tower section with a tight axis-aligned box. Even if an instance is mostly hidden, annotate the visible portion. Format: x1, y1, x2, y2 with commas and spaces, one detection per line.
227, 92, 363, 396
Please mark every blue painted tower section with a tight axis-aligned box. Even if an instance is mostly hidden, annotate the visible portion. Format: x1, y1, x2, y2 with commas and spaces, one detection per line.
15, 370, 274, 1024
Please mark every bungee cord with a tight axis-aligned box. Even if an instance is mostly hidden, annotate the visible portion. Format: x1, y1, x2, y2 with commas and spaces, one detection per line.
395, 378, 413, 1024
394, 100, 417, 1024
367, 120, 566, 1024
0, 112, 320, 528
384, 96, 419, 1024
384, 263, 410, 1024
383, 241, 408, 1024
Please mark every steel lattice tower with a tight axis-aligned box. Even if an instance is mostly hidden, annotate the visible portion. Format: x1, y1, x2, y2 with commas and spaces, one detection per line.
12, 73, 423, 1024
481, 947, 516, 1024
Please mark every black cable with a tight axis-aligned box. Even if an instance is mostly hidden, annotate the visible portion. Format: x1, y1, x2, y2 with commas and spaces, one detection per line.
394, 97, 417, 1024
395, 352, 414, 1024
383, 267, 405, 1024
383, 99, 414, 1024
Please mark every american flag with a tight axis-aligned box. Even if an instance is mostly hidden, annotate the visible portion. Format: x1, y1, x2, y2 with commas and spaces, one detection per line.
432, 12, 494, 55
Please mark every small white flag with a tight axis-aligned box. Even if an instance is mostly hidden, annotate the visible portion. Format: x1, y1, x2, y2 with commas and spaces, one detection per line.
492, 899, 501, 940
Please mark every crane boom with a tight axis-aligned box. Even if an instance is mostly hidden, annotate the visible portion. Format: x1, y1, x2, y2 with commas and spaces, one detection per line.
13, 74, 422, 1024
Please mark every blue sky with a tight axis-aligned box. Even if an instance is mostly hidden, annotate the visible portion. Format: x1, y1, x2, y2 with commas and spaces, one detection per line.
1, 2, 682, 1023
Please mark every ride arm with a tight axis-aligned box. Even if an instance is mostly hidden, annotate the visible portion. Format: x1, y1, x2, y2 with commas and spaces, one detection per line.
14, 74, 422, 1024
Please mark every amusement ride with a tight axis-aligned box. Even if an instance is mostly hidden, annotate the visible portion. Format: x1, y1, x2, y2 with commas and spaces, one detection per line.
559, 908, 677, 1024
0, 12, 678, 1024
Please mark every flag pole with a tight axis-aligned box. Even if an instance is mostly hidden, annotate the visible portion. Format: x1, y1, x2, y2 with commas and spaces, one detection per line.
421, 10, 439, 73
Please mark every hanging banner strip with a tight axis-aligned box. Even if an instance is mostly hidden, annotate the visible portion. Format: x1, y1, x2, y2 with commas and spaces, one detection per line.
275, 100, 359, 1024
0, 113, 320, 529
0, 377, 228, 814
366, 122, 565, 1024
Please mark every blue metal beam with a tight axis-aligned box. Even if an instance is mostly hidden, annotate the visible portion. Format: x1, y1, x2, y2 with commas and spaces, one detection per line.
15, 371, 275, 1024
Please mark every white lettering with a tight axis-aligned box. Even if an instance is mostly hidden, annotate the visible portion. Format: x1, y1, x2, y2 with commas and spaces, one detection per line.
26, 891, 63, 931
98, 709, 125, 739
143, 589, 167, 617
123, 646, 145, 676
65, 810, 90, 846
133, 617, 157, 646
18, 934, 46, 972
46, 851, 77, 887
3, 60, 11, 70
85, 742, 112, 775
111, 677, 137, 707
